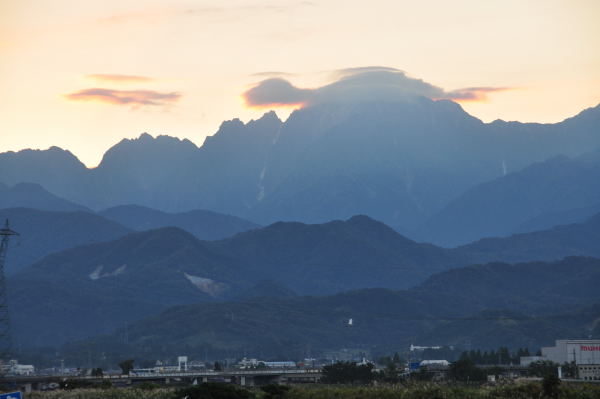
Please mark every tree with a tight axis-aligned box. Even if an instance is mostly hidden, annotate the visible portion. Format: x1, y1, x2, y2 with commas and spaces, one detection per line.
90, 367, 103, 377
261, 384, 291, 399
412, 366, 433, 382
60, 379, 94, 390
378, 356, 392, 367
213, 361, 223, 371
561, 362, 578, 379
118, 359, 135, 375
256, 361, 268, 370
448, 358, 486, 382
321, 362, 374, 385
174, 383, 252, 399
528, 360, 558, 378
542, 374, 561, 398
378, 362, 401, 383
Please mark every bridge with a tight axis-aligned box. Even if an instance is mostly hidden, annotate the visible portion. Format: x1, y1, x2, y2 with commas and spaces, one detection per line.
0, 368, 322, 392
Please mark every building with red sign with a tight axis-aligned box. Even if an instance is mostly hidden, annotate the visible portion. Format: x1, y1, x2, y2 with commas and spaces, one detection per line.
541, 340, 600, 380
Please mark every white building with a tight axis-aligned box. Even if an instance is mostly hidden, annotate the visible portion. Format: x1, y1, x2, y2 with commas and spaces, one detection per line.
410, 344, 441, 351
419, 360, 449, 368
238, 358, 259, 368
237, 358, 296, 369
263, 361, 296, 368
5, 360, 35, 375
578, 364, 600, 381
541, 340, 600, 365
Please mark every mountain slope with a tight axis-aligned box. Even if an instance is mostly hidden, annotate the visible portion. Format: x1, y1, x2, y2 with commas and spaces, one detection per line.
9, 227, 244, 346
0, 208, 131, 275
63, 257, 600, 362
515, 202, 600, 233
88, 134, 200, 210
418, 305, 600, 350
11, 210, 600, 349
422, 150, 600, 246
9, 216, 464, 346
0, 183, 89, 212
456, 212, 600, 264
209, 215, 465, 295
99, 204, 259, 240
0, 147, 90, 206
416, 256, 600, 311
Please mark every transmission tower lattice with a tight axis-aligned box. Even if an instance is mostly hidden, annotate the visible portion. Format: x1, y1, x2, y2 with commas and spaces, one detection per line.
0, 219, 18, 363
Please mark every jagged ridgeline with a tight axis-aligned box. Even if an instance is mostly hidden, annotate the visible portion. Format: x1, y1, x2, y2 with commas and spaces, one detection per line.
1, 100, 599, 245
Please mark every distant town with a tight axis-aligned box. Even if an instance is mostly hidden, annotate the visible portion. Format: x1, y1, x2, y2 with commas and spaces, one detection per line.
2, 339, 599, 395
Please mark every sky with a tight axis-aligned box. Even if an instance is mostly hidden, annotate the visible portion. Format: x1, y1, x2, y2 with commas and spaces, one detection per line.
1, 0, 599, 167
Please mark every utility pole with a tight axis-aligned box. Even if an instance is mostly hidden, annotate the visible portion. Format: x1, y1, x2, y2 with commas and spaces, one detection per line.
0, 219, 18, 367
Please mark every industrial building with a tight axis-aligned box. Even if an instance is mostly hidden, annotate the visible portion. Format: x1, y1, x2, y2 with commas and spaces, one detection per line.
541, 340, 600, 365
541, 339, 600, 381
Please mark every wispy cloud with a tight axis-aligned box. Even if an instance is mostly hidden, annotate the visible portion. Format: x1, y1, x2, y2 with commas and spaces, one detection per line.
98, 2, 316, 25
243, 67, 511, 108
184, 2, 316, 16
332, 66, 404, 79
65, 88, 181, 107
251, 71, 296, 78
86, 74, 154, 83
444, 87, 511, 102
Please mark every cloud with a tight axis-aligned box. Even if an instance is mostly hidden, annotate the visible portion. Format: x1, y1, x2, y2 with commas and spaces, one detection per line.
243, 67, 510, 108
251, 71, 296, 78
444, 87, 511, 102
86, 74, 154, 83
332, 66, 405, 78
99, 2, 316, 25
65, 88, 181, 107
243, 78, 312, 108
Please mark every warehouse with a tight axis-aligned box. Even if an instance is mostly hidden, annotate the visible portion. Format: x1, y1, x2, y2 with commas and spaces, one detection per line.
541, 340, 600, 365
541, 339, 600, 380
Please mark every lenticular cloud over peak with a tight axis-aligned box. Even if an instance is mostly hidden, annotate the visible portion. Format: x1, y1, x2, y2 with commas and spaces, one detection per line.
243, 67, 510, 108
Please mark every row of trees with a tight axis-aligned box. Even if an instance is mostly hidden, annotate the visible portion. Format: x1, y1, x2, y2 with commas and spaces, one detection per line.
321, 362, 376, 385
321, 360, 482, 384
321, 357, 567, 385
459, 347, 534, 365
377, 352, 403, 367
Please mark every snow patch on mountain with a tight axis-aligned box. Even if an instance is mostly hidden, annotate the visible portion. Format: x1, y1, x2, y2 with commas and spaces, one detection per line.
183, 272, 228, 297
89, 264, 127, 280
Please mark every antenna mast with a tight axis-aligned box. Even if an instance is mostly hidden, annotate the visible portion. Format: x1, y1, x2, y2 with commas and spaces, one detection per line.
0, 219, 18, 363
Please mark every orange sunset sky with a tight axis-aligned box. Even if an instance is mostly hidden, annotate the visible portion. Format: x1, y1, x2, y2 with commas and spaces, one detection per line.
1, 0, 599, 167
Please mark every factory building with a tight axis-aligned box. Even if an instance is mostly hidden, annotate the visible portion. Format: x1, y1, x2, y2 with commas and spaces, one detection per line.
541, 340, 600, 365
541, 340, 600, 381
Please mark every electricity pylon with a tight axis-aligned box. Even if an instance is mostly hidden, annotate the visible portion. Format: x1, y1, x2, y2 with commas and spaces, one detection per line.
0, 219, 18, 364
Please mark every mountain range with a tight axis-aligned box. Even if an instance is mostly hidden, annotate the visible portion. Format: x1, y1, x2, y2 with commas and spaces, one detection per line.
422, 150, 600, 246
0, 201, 259, 275
0, 208, 131, 275
8, 216, 465, 346
98, 204, 260, 241
10, 209, 600, 348
0, 183, 89, 212
3, 95, 600, 367
9, 227, 243, 346
2, 99, 599, 243
456, 211, 600, 264
59, 256, 600, 364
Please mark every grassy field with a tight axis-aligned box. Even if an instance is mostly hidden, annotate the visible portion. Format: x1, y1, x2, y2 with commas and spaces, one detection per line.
18, 381, 600, 399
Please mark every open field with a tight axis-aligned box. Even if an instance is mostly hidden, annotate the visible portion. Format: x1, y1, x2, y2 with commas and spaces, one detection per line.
19, 381, 600, 399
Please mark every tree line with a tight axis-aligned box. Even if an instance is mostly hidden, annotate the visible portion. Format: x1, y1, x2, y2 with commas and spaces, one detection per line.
459, 347, 533, 365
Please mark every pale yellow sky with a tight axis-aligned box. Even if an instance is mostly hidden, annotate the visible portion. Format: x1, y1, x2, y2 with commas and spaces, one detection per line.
1, 0, 599, 167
